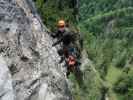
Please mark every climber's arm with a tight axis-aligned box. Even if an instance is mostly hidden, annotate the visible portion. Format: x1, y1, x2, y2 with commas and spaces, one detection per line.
50, 30, 61, 38
52, 38, 62, 46
50, 32, 57, 38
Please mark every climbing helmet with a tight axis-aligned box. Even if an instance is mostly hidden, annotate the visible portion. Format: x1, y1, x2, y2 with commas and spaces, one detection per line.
58, 20, 65, 28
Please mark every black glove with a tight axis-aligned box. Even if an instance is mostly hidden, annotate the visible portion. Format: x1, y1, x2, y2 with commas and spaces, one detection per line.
50, 32, 57, 38
52, 43, 56, 47
52, 39, 62, 47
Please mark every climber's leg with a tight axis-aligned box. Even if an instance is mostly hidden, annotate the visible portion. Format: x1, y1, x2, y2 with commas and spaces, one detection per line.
57, 49, 65, 63
66, 66, 71, 77
58, 49, 63, 56
59, 56, 65, 63
66, 71, 70, 78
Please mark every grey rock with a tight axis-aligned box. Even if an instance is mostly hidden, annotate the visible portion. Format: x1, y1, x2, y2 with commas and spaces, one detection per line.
0, 0, 72, 100
0, 56, 14, 100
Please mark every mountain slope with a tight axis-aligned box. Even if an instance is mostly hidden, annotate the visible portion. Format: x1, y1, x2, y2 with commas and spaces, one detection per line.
79, 0, 133, 100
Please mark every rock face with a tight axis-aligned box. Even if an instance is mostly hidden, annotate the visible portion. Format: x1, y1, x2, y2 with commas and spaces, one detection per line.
0, 0, 72, 100
0, 56, 14, 100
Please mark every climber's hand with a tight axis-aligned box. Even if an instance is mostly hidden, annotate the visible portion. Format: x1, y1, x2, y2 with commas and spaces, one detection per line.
50, 32, 56, 38
52, 43, 56, 47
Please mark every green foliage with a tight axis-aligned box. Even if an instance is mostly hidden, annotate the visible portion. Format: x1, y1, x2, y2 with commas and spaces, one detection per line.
79, 4, 133, 74
70, 64, 103, 100
80, 0, 133, 99
35, 0, 77, 31
80, 0, 133, 21
106, 66, 122, 85
81, 7, 133, 37
113, 69, 133, 100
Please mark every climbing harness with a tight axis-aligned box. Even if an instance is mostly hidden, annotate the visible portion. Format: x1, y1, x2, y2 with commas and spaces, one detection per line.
67, 55, 76, 66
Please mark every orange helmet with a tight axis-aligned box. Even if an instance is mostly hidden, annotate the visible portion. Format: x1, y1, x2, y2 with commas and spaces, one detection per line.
58, 20, 65, 28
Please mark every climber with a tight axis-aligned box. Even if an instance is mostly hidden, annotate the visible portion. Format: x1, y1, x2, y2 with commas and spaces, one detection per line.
51, 20, 82, 77
51, 20, 75, 46
52, 20, 77, 62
